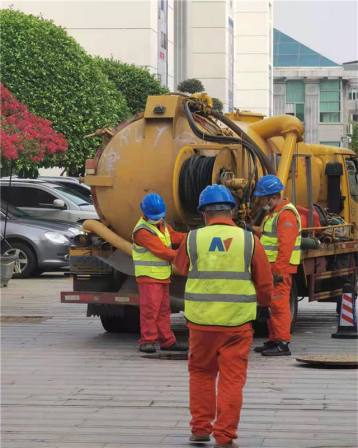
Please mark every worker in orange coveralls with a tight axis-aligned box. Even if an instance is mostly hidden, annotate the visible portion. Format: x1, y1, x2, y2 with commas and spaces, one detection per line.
132, 192, 187, 354
253, 175, 301, 356
174, 184, 273, 448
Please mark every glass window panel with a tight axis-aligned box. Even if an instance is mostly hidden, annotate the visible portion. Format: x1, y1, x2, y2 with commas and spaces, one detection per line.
320, 80, 340, 91
286, 80, 305, 103
295, 103, 304, 121
320, 58, 337, 67
299, 46, 316, 55
320, 102, 339, 112
320, 141, 340, 147
277, 55, 298, 66
278, 42, 299, 54
299, 55, 320, 66
278, 33, 293, 43
320, 112, 340, 123
346, 160, 358, 202
320, 91, 340, 102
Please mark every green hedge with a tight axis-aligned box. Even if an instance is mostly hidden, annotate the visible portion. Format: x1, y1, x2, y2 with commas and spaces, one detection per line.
177, 78, 205, 94
0, 9, 129, 175
94, 57, 168, 115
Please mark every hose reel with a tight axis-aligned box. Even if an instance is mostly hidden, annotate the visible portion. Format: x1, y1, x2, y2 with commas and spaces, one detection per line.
179, 155, 216, 214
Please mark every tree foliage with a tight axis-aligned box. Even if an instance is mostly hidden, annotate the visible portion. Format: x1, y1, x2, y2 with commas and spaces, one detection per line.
94, 57, 168, 115
177, 78, 205, 94
1, 84, 67, 176
0, 9, 129, 175
212, 97, 224, 113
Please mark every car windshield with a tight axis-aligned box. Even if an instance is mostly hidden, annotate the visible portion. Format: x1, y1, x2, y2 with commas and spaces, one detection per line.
0, 201, 31, 218
53, 186, 91, 206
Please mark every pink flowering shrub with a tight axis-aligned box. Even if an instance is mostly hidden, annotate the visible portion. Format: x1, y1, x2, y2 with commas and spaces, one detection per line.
1, 84, 67, 168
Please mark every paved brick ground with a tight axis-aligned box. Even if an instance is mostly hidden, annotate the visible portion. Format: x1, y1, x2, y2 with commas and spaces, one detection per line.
1, 274, 357, 447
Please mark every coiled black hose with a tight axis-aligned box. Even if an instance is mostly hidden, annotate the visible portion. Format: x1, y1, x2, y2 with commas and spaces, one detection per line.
210, 109, 275, 175
179, 156, 216, 214
183, 100, 275, 175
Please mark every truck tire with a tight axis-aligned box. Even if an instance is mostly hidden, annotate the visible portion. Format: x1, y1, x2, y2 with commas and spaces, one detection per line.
100, 306, 140, 334
253, 279, 298, 337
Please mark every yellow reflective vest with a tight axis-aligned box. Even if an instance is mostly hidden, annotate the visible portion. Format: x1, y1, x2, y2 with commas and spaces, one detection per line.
260, 203, 302, 265
132, 217, 172, 280
184, 225, 257, 327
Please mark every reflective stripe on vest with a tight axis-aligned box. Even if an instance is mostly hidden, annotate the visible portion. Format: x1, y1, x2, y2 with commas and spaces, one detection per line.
132, 217, 172, 279
260, 203, 302, 265
184, 225, 257, 327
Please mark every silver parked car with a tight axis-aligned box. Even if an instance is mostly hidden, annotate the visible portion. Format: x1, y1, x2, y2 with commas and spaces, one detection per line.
1, 202, 82, 277
0, 179, 98, 223
1, 176, 93, 202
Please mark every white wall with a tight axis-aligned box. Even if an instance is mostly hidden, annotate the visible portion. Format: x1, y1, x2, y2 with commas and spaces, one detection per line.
2, 0, 273, 111
186, 0, 230, 108
235, 0, 272, 115
2, 0, 174, 87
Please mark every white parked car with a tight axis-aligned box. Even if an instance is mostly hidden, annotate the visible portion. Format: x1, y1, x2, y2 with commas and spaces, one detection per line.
0, 179, 98, 224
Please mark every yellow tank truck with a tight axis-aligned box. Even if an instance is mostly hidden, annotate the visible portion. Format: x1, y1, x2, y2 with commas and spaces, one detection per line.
61, 94, 358, 334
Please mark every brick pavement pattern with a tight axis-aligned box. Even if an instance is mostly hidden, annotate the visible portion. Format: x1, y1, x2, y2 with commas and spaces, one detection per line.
1, 274, 357, 447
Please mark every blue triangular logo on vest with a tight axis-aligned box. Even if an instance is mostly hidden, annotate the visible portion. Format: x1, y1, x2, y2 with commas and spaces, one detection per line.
209, 237, 225, 252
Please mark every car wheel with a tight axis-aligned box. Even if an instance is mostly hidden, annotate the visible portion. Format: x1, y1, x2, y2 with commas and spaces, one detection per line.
4, 242, 37, 278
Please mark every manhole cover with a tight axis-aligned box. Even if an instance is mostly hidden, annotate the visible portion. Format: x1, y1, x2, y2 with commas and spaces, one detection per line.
296, 354, 358, 367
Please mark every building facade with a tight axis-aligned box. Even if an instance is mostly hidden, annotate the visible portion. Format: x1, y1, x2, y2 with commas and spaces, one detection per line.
273, 29, 358, 147
235, 1, 273, 115
3, 0, 273, 114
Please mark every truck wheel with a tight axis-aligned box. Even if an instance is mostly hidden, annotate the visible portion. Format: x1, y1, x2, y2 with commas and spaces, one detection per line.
100, 307, 140, 333
253, 279, 298, 337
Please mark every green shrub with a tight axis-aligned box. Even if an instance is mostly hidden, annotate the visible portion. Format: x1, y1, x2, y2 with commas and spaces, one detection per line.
212, 97, 224, 113
0, 9, 129, 175
94, 57, 168, 115
177, 78, 205, 94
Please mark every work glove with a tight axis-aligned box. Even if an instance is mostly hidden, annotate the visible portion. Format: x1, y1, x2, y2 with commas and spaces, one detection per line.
273, 273, 284, 286
257, 306, 271, 321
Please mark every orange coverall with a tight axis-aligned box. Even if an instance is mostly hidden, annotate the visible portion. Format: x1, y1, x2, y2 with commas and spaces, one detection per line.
134, 221, 185, 347
265, 199, 300, 343
174, 216, 273, 445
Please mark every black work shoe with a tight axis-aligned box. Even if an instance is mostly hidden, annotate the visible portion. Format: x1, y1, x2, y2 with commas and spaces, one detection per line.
189, 434, 211, 444
254, 341, 277, 353
139, 343, 156, 353
262, 341, 291, 356
161, 342, 188, 352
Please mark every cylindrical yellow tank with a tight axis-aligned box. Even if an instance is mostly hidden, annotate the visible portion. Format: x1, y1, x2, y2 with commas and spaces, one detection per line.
84, 94, 322, 244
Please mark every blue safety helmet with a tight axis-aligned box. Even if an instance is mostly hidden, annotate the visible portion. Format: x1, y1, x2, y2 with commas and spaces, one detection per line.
254, 175, 284, 197
140, 193, 166, 220
198, 184, 236, 211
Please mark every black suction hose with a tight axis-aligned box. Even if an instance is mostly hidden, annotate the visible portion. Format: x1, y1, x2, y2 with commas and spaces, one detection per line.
183, 100, 275, 175
210, 109, 275, 175
179, 156, 215, 214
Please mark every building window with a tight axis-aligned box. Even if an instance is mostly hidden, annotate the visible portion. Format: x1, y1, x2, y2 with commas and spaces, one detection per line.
348, 89, 358, 100
320, 141, 340, 147
286, 80, 305, 121
352, 113, 358, 122
320, 79, 340, 123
